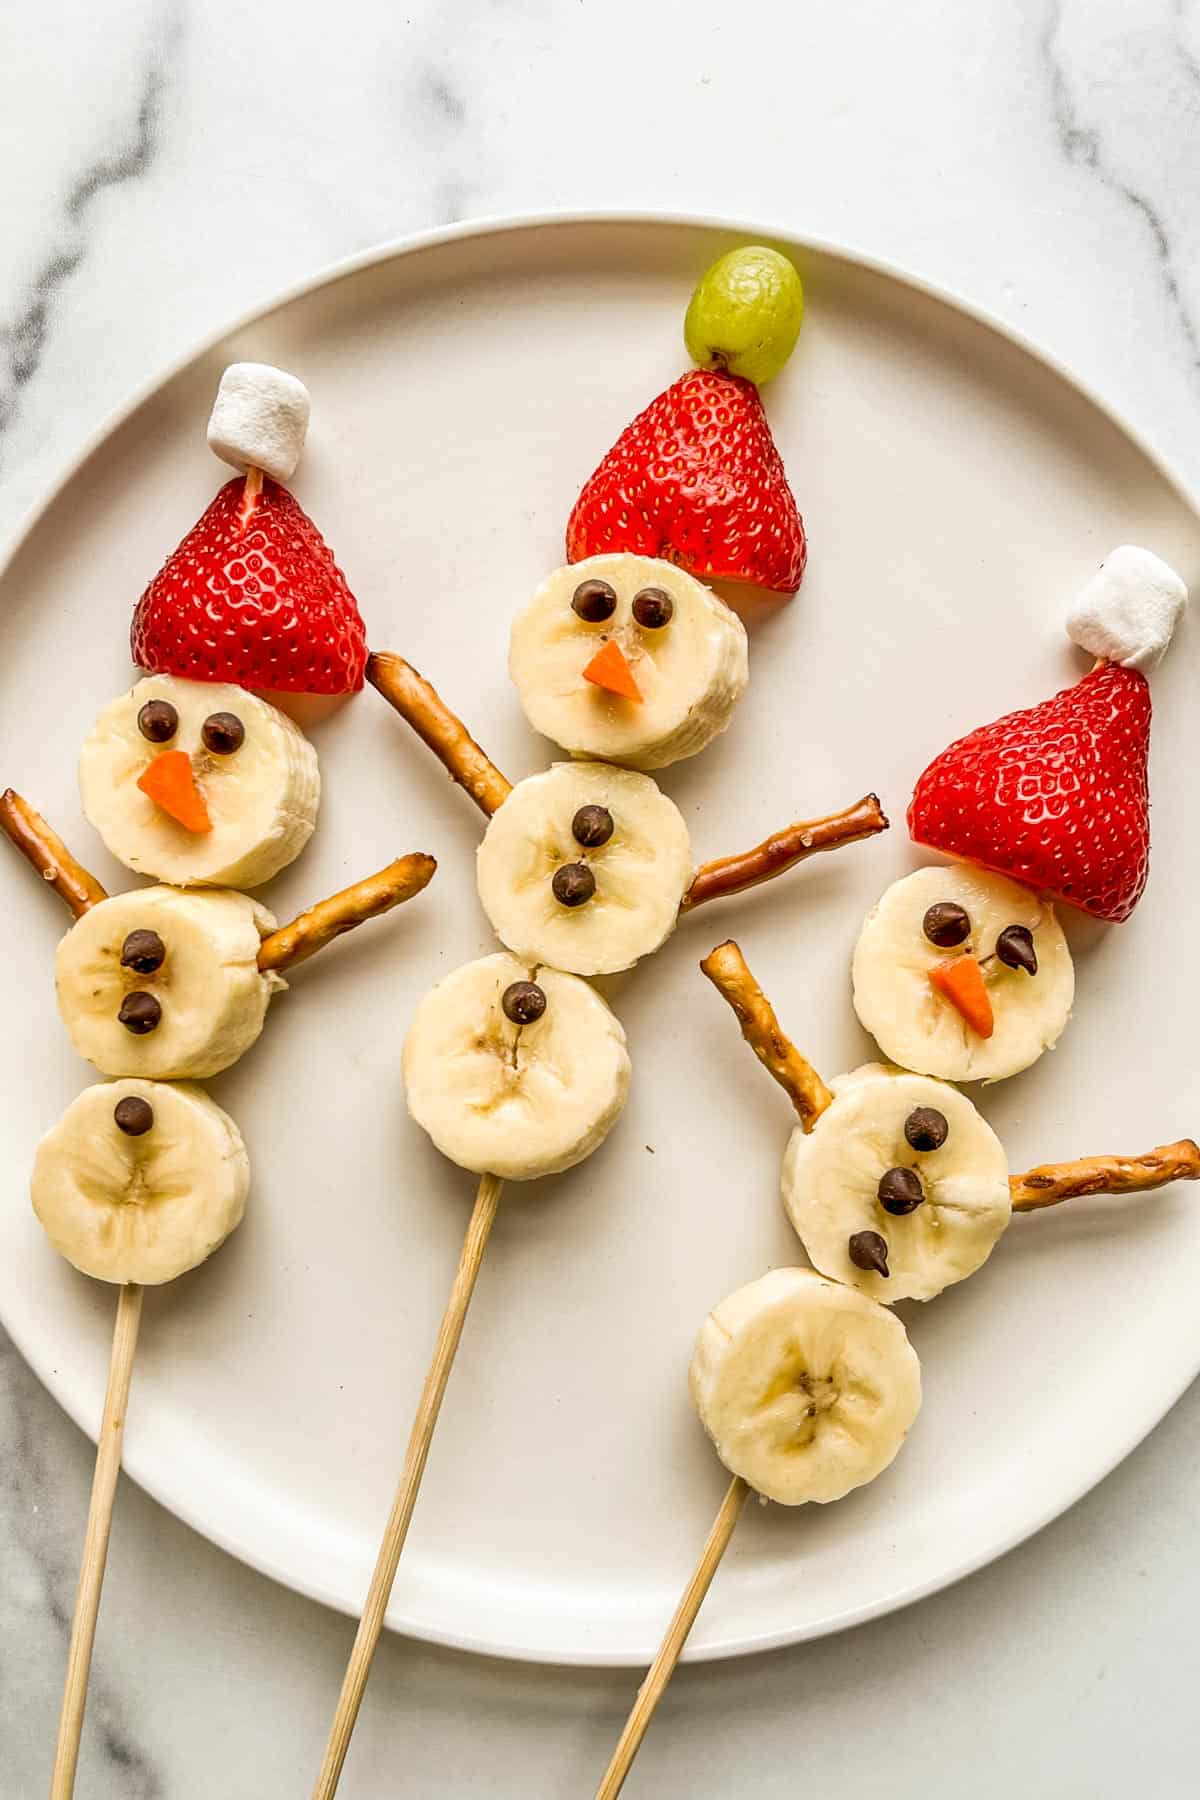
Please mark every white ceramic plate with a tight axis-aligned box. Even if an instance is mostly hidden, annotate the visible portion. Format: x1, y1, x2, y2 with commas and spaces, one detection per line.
2, 215, 1198, 1666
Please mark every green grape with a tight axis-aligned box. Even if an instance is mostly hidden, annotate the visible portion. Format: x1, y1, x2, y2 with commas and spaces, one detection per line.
684, 245, 804, 385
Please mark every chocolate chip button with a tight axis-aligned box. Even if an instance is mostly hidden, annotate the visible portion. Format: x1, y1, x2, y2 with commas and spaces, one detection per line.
572, 804, 614, 848
877, 1166, 925, 1215
201, 711, 245, 755
904, 1106, 949, 1152
631, 587, 674, 629
120, 928, 166, 975
137, 698, 179, 743
571, 579, 617, 623
113, 1095, 154, 1136
118, 991, 162, 1036
552, 862, 596, 907
922, 900, 971, 947
848, 1230, 890, 1276
995, 924, 1038, 976
502, 980, 547, 1025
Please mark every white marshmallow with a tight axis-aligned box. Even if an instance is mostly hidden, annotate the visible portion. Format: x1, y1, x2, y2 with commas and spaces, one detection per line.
206, 363, 311, 484
1065, 544, 1188, 673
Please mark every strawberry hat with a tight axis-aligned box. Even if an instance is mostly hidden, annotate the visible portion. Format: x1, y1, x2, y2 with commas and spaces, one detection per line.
908, 547, 1189, 923
130, 364, 368, 695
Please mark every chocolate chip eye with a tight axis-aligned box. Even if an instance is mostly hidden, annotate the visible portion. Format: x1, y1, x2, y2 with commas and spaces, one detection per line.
114, 1095, 154, 1136
631, 587, 674, 629
571, 579, 617, 623
877, 1167, 925, 1215
922, 901, 971, 948
502, 981, 547, 1025
995, 924, 1038, 976
551, 862, 596, 907
904, 1107, 949, 1152
848, 1230, 890, 1276
120, 928, 166, 975
118, 991, 162, 1036
201, 711, 245, 755
137, 699, 179, 743
572, 804, 614, 848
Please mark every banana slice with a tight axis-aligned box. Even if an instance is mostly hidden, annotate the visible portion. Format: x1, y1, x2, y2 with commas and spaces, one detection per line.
80, 675, 320, 888
509, 554, 749, 770
852, 865, 1074, 1081
475, 762, 692, 976
55, 886, 283, 1080
31, 1079, 249, 1284
781, 1064, 1011, 1302
402, 951, 631, 1181
689, 1267, 922, 1505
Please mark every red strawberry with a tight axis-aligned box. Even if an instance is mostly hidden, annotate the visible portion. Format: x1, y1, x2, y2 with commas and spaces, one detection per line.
907, 662, 1152, 923
566, 369, 806, 593
131, 477, 367, 694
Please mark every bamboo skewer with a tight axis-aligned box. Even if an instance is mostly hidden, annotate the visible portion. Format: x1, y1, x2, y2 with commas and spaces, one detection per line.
313, 1172, 504, 1799
50, 1282, 144, 1800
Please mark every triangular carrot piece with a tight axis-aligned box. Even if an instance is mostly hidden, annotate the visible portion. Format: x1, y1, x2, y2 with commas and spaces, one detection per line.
928, 955, 994, 1038
137, 751, 212, 833
582, 638, 642, 703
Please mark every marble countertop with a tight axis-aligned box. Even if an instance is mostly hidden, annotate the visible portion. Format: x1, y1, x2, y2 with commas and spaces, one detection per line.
3, 2, 1199, 1795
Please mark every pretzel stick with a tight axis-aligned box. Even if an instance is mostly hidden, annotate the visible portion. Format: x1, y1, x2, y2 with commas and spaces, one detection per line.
680, 793, 888, 913
1011, 1139, 1200, 1211
313, 1171, 503, 1798
257, 854, 437, 974
700, 939, 833, 1132
593, 1476, 750, 1800
367, 652, 512, 820
0, 789, 107, 918
50, 1282, 143, 1800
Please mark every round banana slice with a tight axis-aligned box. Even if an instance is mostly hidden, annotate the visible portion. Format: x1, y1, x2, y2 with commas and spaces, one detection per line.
852, 865, 1074, 1082
402, 951, 631, 1181
80, 674, 320, 888
509, 554, 749, 770
31, 1079, 249, 1285
689, 1267, 922, 1505
55, 886, 283, 1080
476, 762, 693, 977
781, 1064, 1011, 1303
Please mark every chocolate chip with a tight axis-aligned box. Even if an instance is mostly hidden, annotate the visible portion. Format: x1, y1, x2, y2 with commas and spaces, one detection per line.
631, 587, 674, 629
995, 924, 1038, 976
551, 862, 596, 907
502, 980, 547, 1025
120, 928, 166, 975
572, 804, 614, 848
137, 699, 179, 743
904, 1106, 949, 1152
201, 711, 245, 755
922, 900, 971, 947
571, 579, 617, 623
118, 991, 162, 1036
877, 1166, 925, 1215
848, 1230, 890, 1276
113, 1095, 154, 1136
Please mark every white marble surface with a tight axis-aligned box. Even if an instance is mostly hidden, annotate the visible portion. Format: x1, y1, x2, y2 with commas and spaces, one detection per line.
2, 2, 1199, 1794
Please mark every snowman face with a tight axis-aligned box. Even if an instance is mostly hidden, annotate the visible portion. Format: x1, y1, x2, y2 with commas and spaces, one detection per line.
79, 675, 320, 888
509, 554, 748, 770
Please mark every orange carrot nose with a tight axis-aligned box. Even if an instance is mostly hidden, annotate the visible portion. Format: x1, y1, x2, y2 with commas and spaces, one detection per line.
928, 955, 994, 1038
137, 751, 212, 834
582, 638, 643, 703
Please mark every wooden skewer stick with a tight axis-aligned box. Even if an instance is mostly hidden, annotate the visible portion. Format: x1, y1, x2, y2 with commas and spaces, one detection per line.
367, 652, 513, 820
0, 789, 107, 918
1010, 1139, 1200, 1211
680, 793, 888, 913
50, 1282, 143, 1800
700, 939, 833, 1132
593, 1475, 751, 1800
257, 853, 437, 973
313, 1171, 504, 1799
